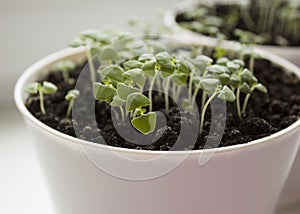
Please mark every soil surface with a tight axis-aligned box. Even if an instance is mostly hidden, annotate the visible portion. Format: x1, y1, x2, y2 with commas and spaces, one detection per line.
26, 59, 300, 151
176, 3, 300, 46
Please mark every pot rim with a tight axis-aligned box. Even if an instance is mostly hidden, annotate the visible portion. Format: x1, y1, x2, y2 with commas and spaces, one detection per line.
164, 0, 300, 52
14, 47, 300, 156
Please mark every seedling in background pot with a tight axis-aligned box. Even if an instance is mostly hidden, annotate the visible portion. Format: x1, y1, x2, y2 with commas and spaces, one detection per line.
65, 89, 80, 118
24, 81, 57, 115
52, 60, 77, 84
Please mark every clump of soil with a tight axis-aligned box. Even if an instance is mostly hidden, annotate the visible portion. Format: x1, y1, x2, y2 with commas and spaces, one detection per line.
25, 59, 300, 151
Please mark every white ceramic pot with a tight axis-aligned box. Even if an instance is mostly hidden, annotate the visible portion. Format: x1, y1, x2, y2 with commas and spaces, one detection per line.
164, 0, 300, 208
164, 0, 300, 67
15, 47, 300, 214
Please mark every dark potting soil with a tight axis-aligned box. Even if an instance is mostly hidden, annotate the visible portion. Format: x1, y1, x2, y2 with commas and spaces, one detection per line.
25, 59, 300, 151
176, 3, 300, 46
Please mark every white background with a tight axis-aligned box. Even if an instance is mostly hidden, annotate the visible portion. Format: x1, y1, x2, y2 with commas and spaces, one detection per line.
0, 0, 299, 213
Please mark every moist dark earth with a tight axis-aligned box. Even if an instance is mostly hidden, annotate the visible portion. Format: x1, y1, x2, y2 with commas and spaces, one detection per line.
176, 4, 300, 46
26, 59, 300, 151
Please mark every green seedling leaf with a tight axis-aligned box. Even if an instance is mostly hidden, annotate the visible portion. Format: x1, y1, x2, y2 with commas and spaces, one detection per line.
138, 54, 155, 62
42, 82, 58, 94
178, 59, 191, 74
255, 83, 268, 93
69, 37, 85, 48
216, 57, 229, 65
99, 65, 124, 82
207, 65, 229, 74
155, 52, 175, 75
131, 112, 156, 135
240, 82, 252, 94
24, 82, 39, 94
110, 96, 125, 107
218, 86, 236, 102
117, 83, 139, 100
99, 47, 119, 61
192, 55, 213, 72
65, 89, 80, 101
200, 78, 219, 94
80, 30, 110, 43
126, 92, 150, 112
124, 60, 143, 70
230, 75, 241, 88
142, 60, 156, 77
218, 73, 230, 86
240, 68, 253, 81
125, 69, 146, 88
172, 73, 188, 86
94, 83, 116, 102
232, 59, 245, 68
226, 61, 241, 71
53, 60, 76, 72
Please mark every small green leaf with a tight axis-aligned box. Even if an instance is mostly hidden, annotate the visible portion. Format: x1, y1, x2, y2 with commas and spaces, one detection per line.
138, 54, 155, 62
99, 65, 124, 82
94, 83, 116, 102
207, 65, 229, 74
240, 68, 253, 81
131, 112, 156, 135
255, 83, 268, 93
110, 96, 125, 107
42, 82, 58, 94
124, 60, 143, 70
232, 59, 245, 67
226, 61, 241, 71
216, 57, 229, 65
230, 75, 241, 88
155, 52, 175, 75
125, 69, 146, 88
69, 37, 85, 48
218, 86, 236, 102
172, 73, 188, 86
117, 83, 139, 100
218, 73, 230, 86
200, 78, 219, 94
53, 60, 76, 72
142, 60, 156, 77
178, 59, 191, 74
24, 82, 39, 94
240, 82, 252, 94
126, 92, 150, 112
65, 89, 80, 101
99, 47, 119, 61
192, 55, 213, 72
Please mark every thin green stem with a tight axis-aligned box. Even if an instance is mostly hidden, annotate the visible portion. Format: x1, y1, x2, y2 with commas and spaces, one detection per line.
242, 86, 255, 114
164, 77, 171, 115
66, 99, 74, 118
240, 6, 256, 32
236, 87, 242, 120
200, 91, 218, 134
149, 71, 159, 112
62, 71, 70, 83
39, 89, 46, 115
192, 85, 201, 107
188, 72, 194, 101
201, 92, 207, 110
85, 48, 96, 84
119, 106, 125, 122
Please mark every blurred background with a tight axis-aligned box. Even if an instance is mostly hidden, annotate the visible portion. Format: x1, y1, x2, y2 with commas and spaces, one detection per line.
0, 0, 180, 213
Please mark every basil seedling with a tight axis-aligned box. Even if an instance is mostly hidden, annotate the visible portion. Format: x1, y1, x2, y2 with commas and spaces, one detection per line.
24, 82, 57, 115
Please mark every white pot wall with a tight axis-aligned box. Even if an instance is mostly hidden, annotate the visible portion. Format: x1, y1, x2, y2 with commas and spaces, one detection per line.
15, 47, 300, 213
164, 0, 300, 207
